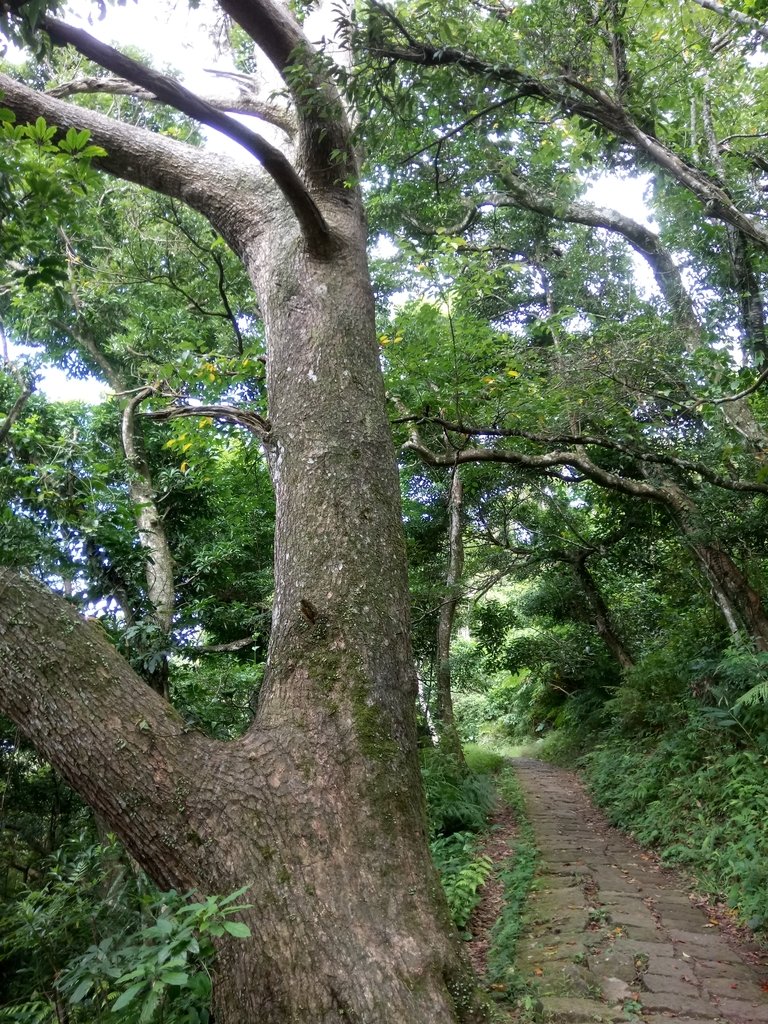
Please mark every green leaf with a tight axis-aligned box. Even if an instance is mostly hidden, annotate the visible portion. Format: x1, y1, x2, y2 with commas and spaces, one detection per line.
111, 982, 146, 1012
159, 971, 189, 986
69, 978, 93, 1004
222, 920, 251, 938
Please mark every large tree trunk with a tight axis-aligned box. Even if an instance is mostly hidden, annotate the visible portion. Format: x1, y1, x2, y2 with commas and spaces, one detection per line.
0, 5, 488, 1015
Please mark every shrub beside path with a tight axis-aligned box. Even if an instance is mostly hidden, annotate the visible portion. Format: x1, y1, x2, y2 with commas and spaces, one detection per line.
507, 758, 768, 1024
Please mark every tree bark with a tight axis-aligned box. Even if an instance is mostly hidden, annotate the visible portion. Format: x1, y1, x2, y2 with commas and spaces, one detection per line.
434, 466, 467, 762
573, 555, 634, 670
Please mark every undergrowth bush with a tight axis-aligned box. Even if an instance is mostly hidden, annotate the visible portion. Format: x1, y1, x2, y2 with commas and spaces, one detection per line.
0, 837, 252, 1024
421, 748, 498, 933
420, 748, 496, 838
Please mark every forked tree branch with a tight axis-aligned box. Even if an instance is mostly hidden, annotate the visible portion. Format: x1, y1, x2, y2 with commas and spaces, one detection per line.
39, 16, 333, 254
216, 0, 355, 186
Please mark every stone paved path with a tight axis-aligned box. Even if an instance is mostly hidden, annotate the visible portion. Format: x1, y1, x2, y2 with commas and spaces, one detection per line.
510, 758, 768, 1024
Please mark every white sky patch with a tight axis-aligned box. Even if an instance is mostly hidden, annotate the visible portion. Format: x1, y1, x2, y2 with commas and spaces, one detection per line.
5, 341, 108, 401
583, 173, 658, 300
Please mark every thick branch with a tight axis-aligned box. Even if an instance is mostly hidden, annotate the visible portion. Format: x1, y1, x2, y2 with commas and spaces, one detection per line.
145, 403, 270, 438
0, 378, 33, 448
39, 16, 333, 254
400, 415, 768, 494
476, 178, 700, 343
405, 435, 665, 500
0, 71, 256, 243
0, 570, 219, 889
374, 39, 768, 248
688, 0, 768, 40
183, 637, 257, 655
216, 0, 354, 187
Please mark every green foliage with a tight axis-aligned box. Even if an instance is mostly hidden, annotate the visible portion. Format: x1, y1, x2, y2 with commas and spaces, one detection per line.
0, 833, 252, 1024
57, 887, 252, 1024
421, 748, 498, 932
420, 748, 496, 838
603, 645, 695, 735
462, 744, 505, 775
430, 833, 492, 931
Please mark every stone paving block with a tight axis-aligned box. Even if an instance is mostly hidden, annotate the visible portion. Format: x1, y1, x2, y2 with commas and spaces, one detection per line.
518, 941, 585, 964
646, 955, 702, 980
538, 996, 622, 1022
667, 932, 745, 962
703, 976, 767, 1000
538, 874, 582, 890
651, 893, 695, 906
620, 938, 677, 957
590, 949, 638, 983
659, 916, 718, 934
622, 927, 666, 944
642, 971, 699, 994
638, 991, 721, 1017
599, 891, 650, 906
643, 1017, 724, 1024
693, 958, 758, 982
601, 975, 633, 1004
606, 909, 657, 930
714, 998, 768, 1023
593, 874, 645, 893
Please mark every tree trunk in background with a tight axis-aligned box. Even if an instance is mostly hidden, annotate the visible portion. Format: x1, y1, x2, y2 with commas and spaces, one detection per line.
434, 466, 467, 763
663, 483, 768, 651
573, 555, 634, 670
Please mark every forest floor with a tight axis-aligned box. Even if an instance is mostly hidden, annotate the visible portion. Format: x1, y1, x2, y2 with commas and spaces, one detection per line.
469, 757, 768, 1024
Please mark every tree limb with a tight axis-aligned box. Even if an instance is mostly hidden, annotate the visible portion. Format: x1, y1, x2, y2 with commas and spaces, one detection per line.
0, 376, 34, 448
216, 0, 355, 189
402, 418, 768, 494
0, 569, 219, 890
687, 0, 768, 40
38, 16, 333, 255
145, 403, 271, 438
0, 71, 255, 243
48, 73, 297, 138
372, 37, 768, 249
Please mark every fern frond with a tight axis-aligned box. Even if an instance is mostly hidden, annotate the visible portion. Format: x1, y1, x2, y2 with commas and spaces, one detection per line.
734, 680, 768, 708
